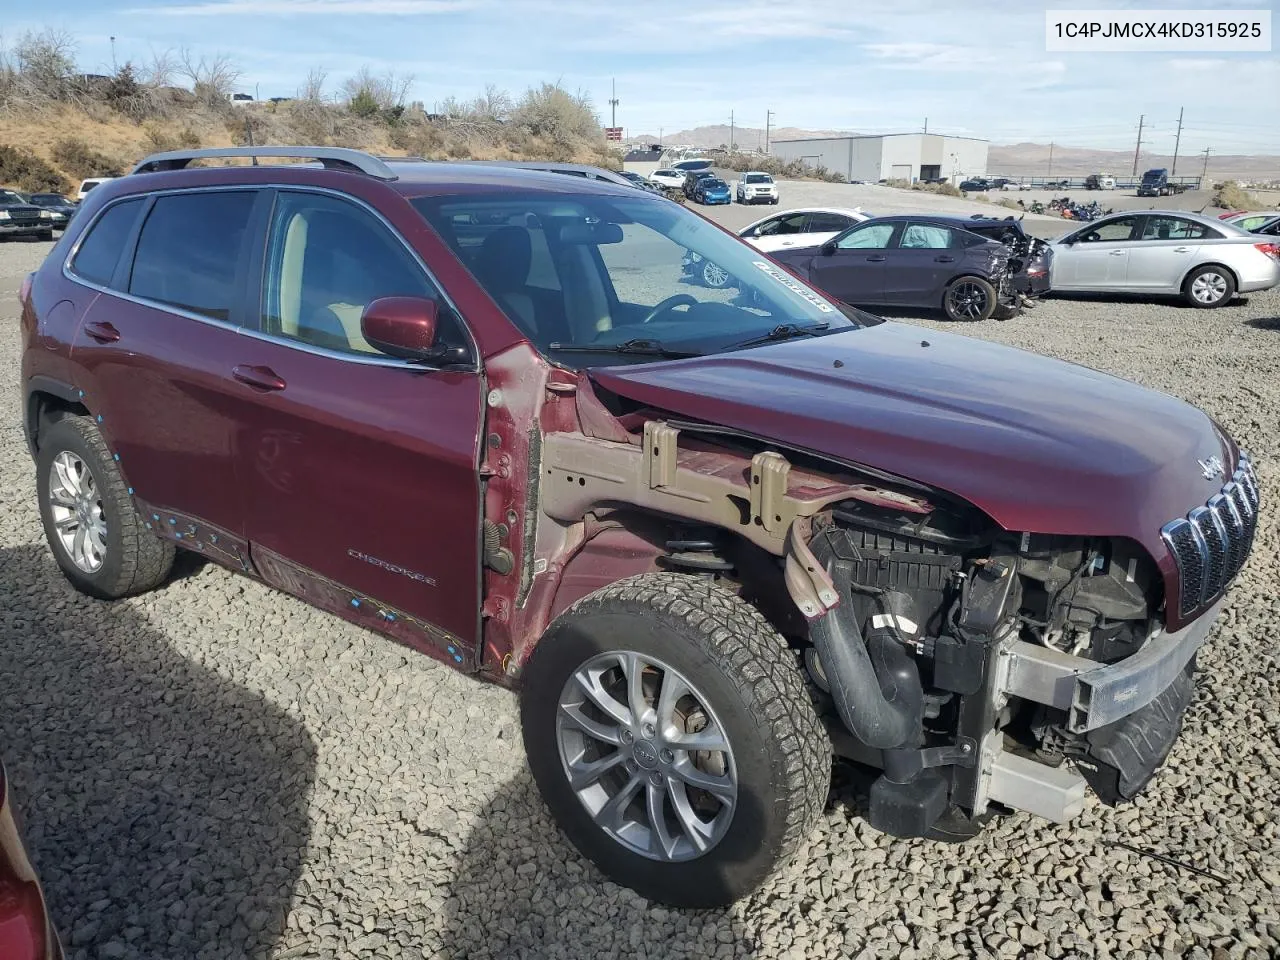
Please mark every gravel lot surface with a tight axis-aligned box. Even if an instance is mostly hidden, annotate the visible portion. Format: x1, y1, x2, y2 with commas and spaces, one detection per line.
2, 234, 1279, 959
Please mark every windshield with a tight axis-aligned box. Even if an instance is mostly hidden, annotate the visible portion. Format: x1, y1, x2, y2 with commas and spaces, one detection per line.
411, 190, 872, 366
0, 190, 26, 204
745, 174, 772, 183
28, 194, 63, 206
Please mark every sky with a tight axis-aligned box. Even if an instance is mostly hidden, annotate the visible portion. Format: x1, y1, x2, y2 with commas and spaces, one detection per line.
5, 0, 1279, 153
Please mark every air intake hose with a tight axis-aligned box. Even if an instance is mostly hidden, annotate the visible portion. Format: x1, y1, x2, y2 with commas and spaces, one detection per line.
808, 535, 925, 751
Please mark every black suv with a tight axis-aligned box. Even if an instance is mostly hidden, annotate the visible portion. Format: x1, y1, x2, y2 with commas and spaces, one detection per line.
0, 189, 54, 241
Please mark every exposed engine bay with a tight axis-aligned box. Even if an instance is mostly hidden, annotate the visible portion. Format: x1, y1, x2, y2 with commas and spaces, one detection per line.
801, 499, 1181, 838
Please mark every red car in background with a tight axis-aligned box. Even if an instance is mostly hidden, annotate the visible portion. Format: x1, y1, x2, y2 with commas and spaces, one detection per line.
0, 761, 61, 960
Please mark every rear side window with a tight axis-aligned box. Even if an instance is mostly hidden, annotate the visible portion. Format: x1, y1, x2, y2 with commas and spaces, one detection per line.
129, 191, 256, 321
899, 224, 953, 249
71, 198, 144, 286
807, 213, 853, 233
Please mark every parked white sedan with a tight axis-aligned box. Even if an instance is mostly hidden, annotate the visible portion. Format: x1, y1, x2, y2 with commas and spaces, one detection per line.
738, 207, 873, 254
1050, 210, 1280, 307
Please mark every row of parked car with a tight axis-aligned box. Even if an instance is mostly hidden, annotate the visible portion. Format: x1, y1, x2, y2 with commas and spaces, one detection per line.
0, 178, 116, 241
648, 162, 780, 206
681, 203, 1280, 318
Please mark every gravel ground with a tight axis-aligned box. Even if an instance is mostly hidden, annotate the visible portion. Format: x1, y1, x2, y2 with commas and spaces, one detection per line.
2, 235, 1279, 960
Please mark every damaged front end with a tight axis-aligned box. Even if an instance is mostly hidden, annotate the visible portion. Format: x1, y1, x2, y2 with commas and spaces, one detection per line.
799, 455, 1258, 838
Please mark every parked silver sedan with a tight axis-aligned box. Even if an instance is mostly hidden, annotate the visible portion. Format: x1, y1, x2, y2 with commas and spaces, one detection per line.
1049, 210, 1280, 308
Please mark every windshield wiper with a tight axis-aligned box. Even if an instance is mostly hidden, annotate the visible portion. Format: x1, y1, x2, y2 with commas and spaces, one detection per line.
725, 322, 830, 351
546, 337, 700, 359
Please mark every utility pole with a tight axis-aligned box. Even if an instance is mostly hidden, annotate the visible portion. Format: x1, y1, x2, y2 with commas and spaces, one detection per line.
1047, 141, 1054, 179
923, 117, 928, 134
658, 127, 663, 148
608, 79, 619, 129
729, 110, 734, 153
1200, 146, 1212, 182
1132, 114, 1145, 176
765, 110, 774, 153
109, 36, 117, 72
1171, 106, 1184, 176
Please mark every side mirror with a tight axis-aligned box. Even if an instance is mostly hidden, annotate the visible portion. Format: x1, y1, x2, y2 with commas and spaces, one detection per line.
361, 296, 440, 361
821, 240, 838, 256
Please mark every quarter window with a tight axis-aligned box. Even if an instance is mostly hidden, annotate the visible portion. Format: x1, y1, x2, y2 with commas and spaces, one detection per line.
71, 198, 144, 287
261, 192, 455, 357
129, 191, 256, 321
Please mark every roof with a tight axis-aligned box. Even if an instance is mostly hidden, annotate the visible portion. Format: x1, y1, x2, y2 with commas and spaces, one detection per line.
770, 133, 990, 145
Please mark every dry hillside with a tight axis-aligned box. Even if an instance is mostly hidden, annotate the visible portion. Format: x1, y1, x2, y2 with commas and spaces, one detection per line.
0, 30, 616, 194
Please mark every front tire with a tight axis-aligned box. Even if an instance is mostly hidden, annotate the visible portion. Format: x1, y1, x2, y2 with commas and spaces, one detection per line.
36, 415, 175, 599
943, 276, 998, 321
520, 573, 830, 908
1182, 265, 1235, 308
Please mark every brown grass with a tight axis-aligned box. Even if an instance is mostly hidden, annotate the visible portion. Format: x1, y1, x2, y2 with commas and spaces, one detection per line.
1214, 181, 1260, 211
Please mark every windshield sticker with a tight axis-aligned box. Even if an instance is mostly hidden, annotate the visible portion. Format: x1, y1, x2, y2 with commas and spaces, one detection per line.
752, 261, 835, 313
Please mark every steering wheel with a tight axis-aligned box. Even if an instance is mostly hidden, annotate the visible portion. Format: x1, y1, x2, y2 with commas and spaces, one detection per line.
641, 293, 697, 324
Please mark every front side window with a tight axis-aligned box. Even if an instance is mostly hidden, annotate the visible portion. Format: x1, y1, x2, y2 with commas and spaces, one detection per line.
899, 224, 954, 249
757, 213, 807, 236
837, 223, 896, 249
71, 198, 144, 287
412, 191, 872, 367
1075, 216, 1140, 242
261, 191, 458, 357
129, 191, 256, 320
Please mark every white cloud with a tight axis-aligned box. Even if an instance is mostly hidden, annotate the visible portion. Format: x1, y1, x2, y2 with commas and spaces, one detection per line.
134, 0, 478, 15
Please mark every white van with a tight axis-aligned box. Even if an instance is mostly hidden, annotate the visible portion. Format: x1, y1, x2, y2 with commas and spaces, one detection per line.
77, 177, 116, 202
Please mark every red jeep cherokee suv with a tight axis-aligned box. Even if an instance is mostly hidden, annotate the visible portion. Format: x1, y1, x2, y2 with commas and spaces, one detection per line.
18, 147, 1260, 907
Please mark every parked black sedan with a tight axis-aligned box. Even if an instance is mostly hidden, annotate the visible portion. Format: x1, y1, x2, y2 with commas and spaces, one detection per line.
769, 215, 1044, 321
22, 193, 78, 229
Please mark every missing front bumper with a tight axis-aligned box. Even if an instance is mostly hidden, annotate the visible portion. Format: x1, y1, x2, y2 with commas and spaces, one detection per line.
974, 604, 1220, 820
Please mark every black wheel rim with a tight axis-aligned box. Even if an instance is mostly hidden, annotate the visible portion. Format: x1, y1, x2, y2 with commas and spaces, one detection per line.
948, 281, 989, 320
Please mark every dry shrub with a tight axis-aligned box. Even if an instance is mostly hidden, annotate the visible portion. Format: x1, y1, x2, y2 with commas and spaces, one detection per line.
143, 122, 202, 152
50, 137, 123, 178
0, 144, 70, 192
1214, 181, 1259, 210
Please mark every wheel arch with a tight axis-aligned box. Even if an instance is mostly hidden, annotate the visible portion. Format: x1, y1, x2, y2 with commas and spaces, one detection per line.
25, 377, 89, 457
1180, 260, 1239, 292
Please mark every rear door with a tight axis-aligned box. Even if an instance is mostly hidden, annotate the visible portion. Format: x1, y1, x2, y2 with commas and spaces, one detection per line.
881, 221, 961, 305
806, 221, 898, 304
1052, 215, 1142, 290
802, 212, 858, 248
1126, 215, 1215, 291
233, 188, 484, 658
69, 188, 265, 555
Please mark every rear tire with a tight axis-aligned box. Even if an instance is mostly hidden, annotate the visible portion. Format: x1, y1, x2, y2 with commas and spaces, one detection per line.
1182, 265, 1235, 308
520, 573, 830, 908
36, 415, 175, 599
943, 276, 998, 322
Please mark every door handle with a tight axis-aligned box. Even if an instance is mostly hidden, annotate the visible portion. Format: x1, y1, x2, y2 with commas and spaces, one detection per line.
1173, 246, 1191, 252
232, 364, 287, 392
1109, 250, 1127, 256
934, 255, 956, 262
866, 255, 887, 262
84, 321, 121, 343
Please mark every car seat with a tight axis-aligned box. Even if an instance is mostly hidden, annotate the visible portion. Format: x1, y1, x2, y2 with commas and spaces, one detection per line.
475, 226, 538, 336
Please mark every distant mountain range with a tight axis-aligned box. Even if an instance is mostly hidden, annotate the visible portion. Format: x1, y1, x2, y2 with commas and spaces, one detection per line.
630, 125, 1279, 181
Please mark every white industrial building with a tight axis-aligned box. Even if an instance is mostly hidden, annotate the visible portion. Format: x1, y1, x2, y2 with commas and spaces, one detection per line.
769, 133, 989, 184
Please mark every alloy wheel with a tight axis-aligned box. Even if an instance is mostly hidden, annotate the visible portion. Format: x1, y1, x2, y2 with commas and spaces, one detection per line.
555, 650, 738, 862
47, 451, 107, 573
948, 280, 989, 320
702, 262, 731, 288
1190, 271, 1228, 304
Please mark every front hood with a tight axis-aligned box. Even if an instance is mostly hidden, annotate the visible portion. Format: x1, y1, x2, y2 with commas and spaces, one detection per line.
589, 322, 1232, 558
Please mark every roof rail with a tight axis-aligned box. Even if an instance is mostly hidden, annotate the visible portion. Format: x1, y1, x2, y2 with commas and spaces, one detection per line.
130, 146, 398, 180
